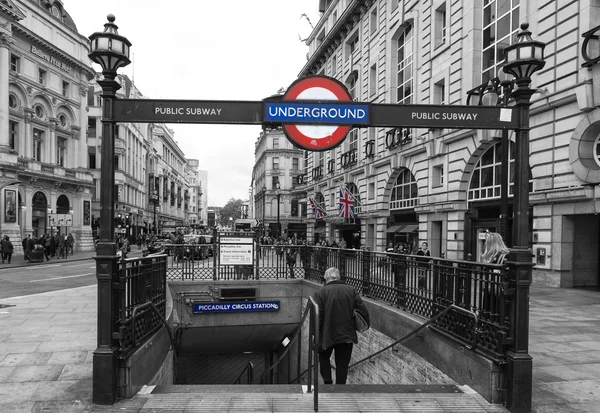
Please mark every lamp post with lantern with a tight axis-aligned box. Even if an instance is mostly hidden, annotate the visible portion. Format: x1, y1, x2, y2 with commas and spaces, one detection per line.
88, 14, 131, 405
501, 23, 545, 413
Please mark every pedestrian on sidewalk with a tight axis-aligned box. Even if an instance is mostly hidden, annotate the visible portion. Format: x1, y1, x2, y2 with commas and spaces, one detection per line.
1, 235, 14, 264
39, 234, 51, 261
58, 233, 66, 259
22, 234, 31, 261
67, 233, 74, 255
313, 267, 370, 385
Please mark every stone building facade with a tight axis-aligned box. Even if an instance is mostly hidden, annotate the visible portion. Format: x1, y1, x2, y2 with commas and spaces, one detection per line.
0, 0, 96, 251
295, 0, 600, 287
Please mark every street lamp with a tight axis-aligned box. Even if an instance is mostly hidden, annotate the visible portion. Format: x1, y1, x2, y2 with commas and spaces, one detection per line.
88, 14, 131, 406
501, 23, 545, 413
276, 181, 281, 238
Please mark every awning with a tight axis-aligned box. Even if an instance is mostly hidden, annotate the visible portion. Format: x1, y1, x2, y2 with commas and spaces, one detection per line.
314, 226, 326, 234
397, 224, 418, 233
385, 225, 404, 233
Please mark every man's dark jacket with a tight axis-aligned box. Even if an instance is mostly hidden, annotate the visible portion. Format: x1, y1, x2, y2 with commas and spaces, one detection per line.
313, 280, 370, 350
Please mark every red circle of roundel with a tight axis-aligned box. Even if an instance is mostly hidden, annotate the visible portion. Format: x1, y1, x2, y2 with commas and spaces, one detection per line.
281, 76, 353, 152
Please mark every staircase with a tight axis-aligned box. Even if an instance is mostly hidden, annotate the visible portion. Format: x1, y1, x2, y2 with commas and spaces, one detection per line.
122, 384, 509, 413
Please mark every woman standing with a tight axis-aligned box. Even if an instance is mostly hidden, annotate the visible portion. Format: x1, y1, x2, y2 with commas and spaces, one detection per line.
481, 232, 510, 264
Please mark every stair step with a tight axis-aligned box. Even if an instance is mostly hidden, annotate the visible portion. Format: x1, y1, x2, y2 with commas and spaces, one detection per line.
134, 389, 509, 413
152, 384, 463, 394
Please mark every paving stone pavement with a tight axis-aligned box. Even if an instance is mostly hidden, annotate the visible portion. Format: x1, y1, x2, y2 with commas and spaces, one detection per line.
0, 259, 598, 412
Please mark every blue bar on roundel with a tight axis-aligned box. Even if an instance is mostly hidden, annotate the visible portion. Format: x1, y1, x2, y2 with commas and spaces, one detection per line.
264, 102, 369, 125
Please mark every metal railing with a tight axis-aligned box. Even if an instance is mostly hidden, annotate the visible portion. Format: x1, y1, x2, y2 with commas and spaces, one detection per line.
348, 304, 479, 370
258, 296, 320, 412
114, 254, 168, 357
234, 361, 254, 384
164, 243, 510, 360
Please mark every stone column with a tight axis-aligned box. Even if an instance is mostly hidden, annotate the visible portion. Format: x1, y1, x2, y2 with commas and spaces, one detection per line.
78, 84, 88, 167
0, 33, 14, 147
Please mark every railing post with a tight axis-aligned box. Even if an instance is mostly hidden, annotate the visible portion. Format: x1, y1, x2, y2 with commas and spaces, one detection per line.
361, 249, 371, 296
93, 254, 120, 404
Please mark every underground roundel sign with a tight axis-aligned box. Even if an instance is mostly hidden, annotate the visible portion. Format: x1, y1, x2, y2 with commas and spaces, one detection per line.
264, 76, 369, 151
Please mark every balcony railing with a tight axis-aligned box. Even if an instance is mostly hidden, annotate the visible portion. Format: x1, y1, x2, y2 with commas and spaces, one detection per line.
311, 165, 323, 180
327, 159, 335, 174
385, 127, 412, 149
340, 148, 358, 168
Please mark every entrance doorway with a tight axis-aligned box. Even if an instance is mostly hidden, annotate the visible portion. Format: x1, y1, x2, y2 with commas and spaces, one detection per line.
31, 191, 48, 239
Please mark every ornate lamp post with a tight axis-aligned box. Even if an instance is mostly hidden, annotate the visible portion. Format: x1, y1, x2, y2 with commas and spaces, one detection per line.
501, 23, 545, 413
276, 181, 281, 238
88, 14, 131, 405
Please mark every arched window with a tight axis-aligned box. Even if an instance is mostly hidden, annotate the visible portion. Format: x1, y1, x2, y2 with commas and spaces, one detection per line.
56, 194, 70, 214
390, 169, 418, 210
468, 141, 516, 201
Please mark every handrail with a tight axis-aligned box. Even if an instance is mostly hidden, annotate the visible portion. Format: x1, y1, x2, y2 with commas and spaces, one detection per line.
348, 304, 479, 370
258, 296, 320, 412
234, 361, 254, 384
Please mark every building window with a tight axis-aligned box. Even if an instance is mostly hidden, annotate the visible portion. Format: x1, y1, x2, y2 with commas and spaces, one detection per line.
38, 68, 47, 85
57, 138, 66, 167
88, 147, 96, 169
434, 3, 447, 48
482, 0, 520, 83
292, 157, 299, 170
9, 121, 18, 151
368, 182, 375, 200
34, 105, 44, 119
273, 138, 279, 149
10, 54, 20, 72
390, 169, 418, 210
346, 32, 359, 60
62, 81, 70, 97
434, 80, 446, 104
8, 94, 17, 109
272, 157, 279, 169
468, 141, 516, 201
33, 129, 44, 161
58, 114, 67, 127
332, 55, 337, 75
595, 134, 600, 168
271, 175, 279, 188
370, 7, 377, 35
370, 64, 377, 97
397, 24, 414, 104
432, 164, 444, 187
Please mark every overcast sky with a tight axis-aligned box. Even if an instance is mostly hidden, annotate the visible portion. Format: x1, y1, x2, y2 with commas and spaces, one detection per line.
64, 0, 319, 207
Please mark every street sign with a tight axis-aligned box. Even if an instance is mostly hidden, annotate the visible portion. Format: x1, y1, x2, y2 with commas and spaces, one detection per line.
48, 213, 73, 227
370, 104, 519, 129
114, 100, 263, 124
269, 76, 361, 151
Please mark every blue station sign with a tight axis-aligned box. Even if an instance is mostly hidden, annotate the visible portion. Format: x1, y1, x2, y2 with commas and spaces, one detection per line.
193, 301, 280, 314
264, 101, 369, 125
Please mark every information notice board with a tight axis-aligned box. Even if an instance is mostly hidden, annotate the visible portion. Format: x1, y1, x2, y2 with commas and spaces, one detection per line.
219, 236, 254, 265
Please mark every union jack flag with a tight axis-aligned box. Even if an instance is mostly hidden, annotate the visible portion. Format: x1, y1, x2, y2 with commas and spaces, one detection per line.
338, 185, 355, 219
310, 197, 326, 219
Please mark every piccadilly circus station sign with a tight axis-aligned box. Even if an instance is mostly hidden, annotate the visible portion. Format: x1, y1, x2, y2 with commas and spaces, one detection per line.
112, 75, 519, 151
